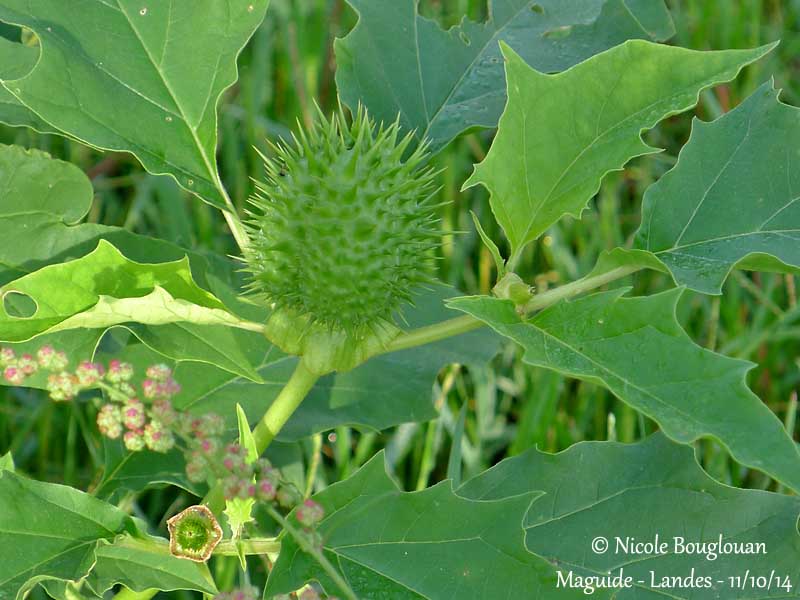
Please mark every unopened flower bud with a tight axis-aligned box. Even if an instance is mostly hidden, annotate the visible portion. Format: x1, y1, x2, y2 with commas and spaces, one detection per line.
276, 486, 301, 509
47, 372, 79, 401
146, 363, 172, 382
123, 398, 146, 430
256, 478, 276, 501
254, 458, 273, 475
51, 350, 69, 371
116, 381, 136, 398
199, 437, 219, 456
296, 499, 325, 527
3, 366, 25, 385
144, 420, 175, 452
36, 345, 69, 371
198, 413, 225, 437
222, 475, 243, 500
18, 354, 37, 375
151, 398, 178, 426
123, 429, 145, 451
106, 359, 134, 383
185, 456, 209, 483
97, 404, 123, 439
75, 361, 105, 386
0, 347, 15, 367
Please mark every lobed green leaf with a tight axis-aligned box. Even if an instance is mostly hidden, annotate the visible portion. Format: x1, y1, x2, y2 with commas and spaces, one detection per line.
465, 40, 774, 259
0, 0, 268, 207
266, 452, 585, 599
635, 81, 800, 294
335, 0, 674, 153
449, 288, 800, 493
0, 470, 134, 599
460, 433, 800, 599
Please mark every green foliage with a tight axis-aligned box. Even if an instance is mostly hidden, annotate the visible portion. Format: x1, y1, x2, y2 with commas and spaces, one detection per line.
0, 470, 134, 598
93, 438, 205, 501
464, 40, 773, 259
460, 433, 800, 599
449, 288, 800, 492
87, 537, 217, 597
267, 453, 571, 599
0, 0, 269, 207
635, 81, 800, 293
0, 1, 799, 599
0, 239, 262, 380
335, 0, 675, 152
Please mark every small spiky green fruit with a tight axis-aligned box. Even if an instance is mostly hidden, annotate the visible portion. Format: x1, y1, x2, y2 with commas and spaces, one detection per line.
244, 106, 440, 373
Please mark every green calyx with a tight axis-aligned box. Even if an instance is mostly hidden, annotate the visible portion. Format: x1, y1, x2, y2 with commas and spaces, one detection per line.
167, 505, 223, 562
244, 105, 441, 373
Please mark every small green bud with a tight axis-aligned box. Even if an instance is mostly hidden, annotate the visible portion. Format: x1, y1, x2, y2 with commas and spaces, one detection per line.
492, 272, 533, 306
244, 105, 441, 373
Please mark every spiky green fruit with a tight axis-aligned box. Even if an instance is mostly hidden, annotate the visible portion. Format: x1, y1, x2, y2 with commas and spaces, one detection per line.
244, 106, 441, 373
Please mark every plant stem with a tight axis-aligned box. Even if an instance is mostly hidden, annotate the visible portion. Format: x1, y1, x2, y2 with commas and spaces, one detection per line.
214, 538, 282, 555
384, 315, 483, 353
216, 177, 250, 254
116, 532, 281, 556
203, 359, 318, 512
266, 506, 358, 600
385, 265, 642, 353
520, 265, 641, 313
252, 358, 321, 454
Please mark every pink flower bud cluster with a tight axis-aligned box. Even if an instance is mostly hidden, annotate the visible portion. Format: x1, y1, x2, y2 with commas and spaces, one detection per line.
142, 363, 181, 399
218, 448, 284, 503
97, 396, 176, 453
95, 364, 183, 454
2, 347, 43, 385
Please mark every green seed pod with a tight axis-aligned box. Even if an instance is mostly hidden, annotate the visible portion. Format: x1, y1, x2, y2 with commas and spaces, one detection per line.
244, 105, 441, 373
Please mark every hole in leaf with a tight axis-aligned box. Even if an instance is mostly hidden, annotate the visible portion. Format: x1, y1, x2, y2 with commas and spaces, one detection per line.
3, 291, 37, 318
0, 21, 41, 80
459, 31, 471, 46
530, 3, 544, 14
543, 25, 572, 40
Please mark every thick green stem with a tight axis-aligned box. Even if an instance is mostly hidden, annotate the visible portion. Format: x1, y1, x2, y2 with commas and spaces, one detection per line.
384, 315, 483, 353
252, 358, 320, 454
204, 358, 320, 512
385, 265, 642, 353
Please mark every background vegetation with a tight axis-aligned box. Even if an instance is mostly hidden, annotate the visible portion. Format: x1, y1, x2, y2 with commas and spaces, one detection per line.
2, 1, 799, 594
